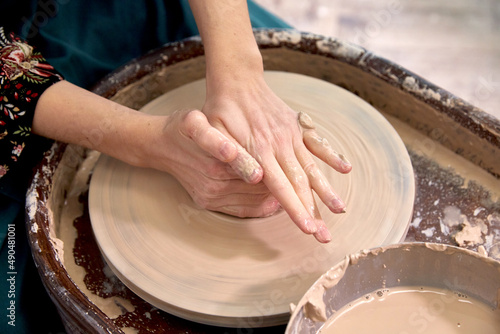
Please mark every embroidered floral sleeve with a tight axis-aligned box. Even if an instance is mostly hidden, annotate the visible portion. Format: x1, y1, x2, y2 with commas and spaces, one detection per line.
0, 27, 63, 181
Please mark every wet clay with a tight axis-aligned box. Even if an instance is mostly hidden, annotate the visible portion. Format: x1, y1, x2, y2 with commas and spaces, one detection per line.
88, 71, 415, 326
298, 111, 316, 129
231, 145, 261, 183
319, 286, 500, 333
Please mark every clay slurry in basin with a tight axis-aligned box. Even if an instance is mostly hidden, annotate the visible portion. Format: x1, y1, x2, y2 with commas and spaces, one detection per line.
318, 286, 500, 333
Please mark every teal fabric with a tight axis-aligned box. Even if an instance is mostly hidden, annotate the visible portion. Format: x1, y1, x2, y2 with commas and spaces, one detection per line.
28, 0, 291, 89
0, 1, 290, 332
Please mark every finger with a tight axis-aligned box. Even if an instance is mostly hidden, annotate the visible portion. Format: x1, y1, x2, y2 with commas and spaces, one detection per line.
296, 185, 332, 243
303, 129, 352, 174
314, 224, 333, 244
228, 144, 264, 184
261, 154, 318, 235
296, 148, 346, 214
184, 111, 263, 183
212, 194, 281, 218
180, 109, 238, 162
184, 177, 279, 217
309, 195, 332, 243
280, 157, 322, 221
174, 165, 270, 195
194, 178, 271, 199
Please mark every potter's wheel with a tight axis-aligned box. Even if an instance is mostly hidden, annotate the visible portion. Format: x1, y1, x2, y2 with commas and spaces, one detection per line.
88, 71, 415, 327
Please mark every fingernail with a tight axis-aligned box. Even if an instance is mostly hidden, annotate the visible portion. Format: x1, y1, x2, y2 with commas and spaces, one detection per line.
219, 141, 236, 162
262, 200, 281, 217
304, 218, 317, 234
243, 165, 263, 184
315, 225, 332, 243
338, 153, 351, 168
330, 198, 345, 213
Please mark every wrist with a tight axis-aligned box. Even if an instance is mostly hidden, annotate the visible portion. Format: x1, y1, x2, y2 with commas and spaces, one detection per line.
205, 52, 266, 102
112, 112, 166, 170
205, 44, 264, 84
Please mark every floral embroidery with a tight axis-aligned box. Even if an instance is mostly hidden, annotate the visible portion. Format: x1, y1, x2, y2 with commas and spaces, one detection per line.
0, 27, 63, 182
0, 30, 61, 83
13, 125, 31, 136
11, 141, 24, 158
0, 164, 8, 178
1, 95, 26, 120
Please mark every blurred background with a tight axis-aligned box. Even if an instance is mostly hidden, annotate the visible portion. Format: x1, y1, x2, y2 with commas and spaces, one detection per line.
254, 0, 500, 119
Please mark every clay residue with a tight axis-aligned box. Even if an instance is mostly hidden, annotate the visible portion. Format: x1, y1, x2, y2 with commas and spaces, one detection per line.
440, 206, 464, 235
454, 219, 486, 247
26, 188, 39, 222
254, 29, 302, 46
425, 242, 448, 252
121, 327, 139, 334
307, 133, 351, 168
323, 256, 350, 289
315, 39, 365, 60
303, 285, 328, 322
490, 243, 500, 261
402, 76, 442, 101
477, 245, 488, 257
298, 111, 316, 130
231, 146, 261, 183
303, 256, 349, 322
438, 205, 488, 247
54, 149, 137, 320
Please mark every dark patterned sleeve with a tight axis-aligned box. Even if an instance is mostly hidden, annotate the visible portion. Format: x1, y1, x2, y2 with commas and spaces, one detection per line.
0, 27, 63, 192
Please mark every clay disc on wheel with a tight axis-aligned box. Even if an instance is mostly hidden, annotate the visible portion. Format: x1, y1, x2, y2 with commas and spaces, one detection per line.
89, 71, 415, 327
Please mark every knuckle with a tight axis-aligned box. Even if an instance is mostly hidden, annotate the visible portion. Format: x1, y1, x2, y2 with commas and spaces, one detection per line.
302, 160, 318, 177
183, 110, 205, 137
272, 176, 290, 193
203, 160, 230, 179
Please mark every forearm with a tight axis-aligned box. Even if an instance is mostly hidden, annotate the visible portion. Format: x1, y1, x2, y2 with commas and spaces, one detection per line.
32, 80, 159, 168
188, 0, 264, 91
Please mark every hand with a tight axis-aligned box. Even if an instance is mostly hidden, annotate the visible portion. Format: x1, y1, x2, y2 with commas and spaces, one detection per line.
32, 81, 280, 218
187, 0, 351, 242
202, 76, 352, 243
147, 108, 281, 218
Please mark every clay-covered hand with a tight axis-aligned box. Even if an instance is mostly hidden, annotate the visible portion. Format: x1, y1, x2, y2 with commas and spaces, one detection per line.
187, 0, 351, 242
148, 108, 280, 218
202, 76, 352, 243
32, 81, 279, 218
